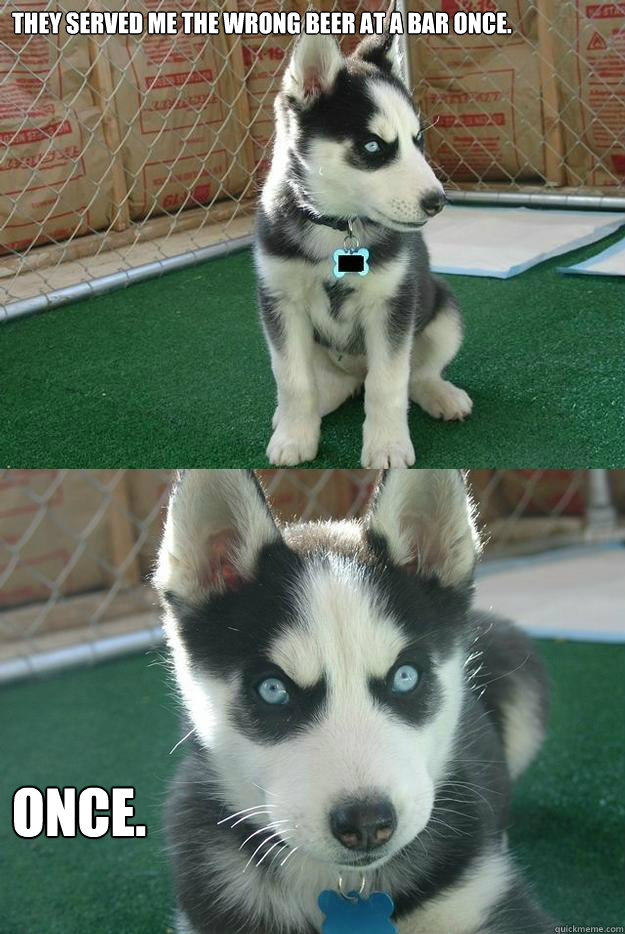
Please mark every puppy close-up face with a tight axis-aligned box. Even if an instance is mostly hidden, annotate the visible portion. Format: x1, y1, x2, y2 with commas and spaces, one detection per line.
279, 34, 446, 229
156, 470, 477, 871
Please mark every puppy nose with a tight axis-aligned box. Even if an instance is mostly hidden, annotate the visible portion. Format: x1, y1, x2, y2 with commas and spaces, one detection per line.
421, 190, 446, 217
330, 798, 396, 850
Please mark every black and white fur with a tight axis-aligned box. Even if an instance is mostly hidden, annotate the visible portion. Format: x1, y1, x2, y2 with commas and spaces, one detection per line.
155, 470, 553, 934
256, 26, 473, 467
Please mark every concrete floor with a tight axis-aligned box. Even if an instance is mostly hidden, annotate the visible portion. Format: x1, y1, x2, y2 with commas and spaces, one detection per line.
476, 544, 625, 642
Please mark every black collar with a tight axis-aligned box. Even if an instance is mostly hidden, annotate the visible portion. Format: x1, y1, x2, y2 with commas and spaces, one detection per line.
298, 207, 378, 233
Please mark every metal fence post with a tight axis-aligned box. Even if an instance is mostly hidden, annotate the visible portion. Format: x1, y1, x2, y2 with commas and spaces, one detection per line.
586, 469, 617, 535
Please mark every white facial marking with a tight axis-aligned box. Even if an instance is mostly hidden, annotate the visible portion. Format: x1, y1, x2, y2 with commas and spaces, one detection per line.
270, 554, 408, 687
367, 89, 420, 144
163, 604, 237, 754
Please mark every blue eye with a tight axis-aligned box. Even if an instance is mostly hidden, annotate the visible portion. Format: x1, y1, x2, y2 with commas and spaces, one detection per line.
364, 139, 381, 153
257, 677, 290, 705
391, 665, 419, 694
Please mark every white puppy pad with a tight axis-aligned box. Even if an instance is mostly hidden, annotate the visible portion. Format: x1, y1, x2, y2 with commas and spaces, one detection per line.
476, 547, 625, 643
559, 235, 625, 277
423, 205, 625, 279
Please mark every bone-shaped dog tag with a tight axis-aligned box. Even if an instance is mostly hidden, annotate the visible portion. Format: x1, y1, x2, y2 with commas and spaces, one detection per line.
319, 888, 397, 934
333, 248, 370, 278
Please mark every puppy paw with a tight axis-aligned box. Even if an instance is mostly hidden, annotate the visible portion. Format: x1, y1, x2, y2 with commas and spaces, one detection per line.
411, 378, 473, 421
267, 421, 319, 465
361, 431, 415, 468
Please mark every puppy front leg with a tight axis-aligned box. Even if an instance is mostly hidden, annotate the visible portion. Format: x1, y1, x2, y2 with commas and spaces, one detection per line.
265, 302, 321, 466
361, 322, 415, 468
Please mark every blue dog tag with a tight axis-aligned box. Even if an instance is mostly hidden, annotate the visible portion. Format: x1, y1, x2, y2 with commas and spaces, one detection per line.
333, 248, 370, 278
319, 889, 397, 934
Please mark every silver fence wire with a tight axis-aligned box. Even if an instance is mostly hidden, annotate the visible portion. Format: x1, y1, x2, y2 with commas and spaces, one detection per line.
0, 469, 623, 681
1, 0, 624, 316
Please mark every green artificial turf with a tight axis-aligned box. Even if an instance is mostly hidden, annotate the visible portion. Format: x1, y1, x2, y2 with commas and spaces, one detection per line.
0, 639, 623, 934
2, 229, 624, 468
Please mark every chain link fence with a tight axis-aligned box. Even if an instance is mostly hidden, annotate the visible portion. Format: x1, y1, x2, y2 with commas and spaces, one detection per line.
1, 0, 623, 317
1, 468, 624, 682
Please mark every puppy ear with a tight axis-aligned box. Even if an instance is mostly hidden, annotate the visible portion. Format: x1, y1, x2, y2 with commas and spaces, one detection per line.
282, 34, 343, 105
366, 470, 480, 587
352, 1, 402, 79
154, 470, 280, 604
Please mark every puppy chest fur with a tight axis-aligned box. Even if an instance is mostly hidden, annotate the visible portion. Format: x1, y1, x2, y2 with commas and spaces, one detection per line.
257, 241, 420, 357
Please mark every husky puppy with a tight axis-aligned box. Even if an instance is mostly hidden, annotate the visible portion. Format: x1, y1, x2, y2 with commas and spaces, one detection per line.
156, 469, 553, 934
256, 25, 473, 468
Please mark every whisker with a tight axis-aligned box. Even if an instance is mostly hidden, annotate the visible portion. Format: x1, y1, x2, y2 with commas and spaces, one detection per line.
256, 836, 291, 868
243, 831, 285, 873
442, 780, 500, 810
434, 805, 479, 822
280, 845, 300, 868
230, 809, 277, 829
268, 842, 290, 869
217, 804, 277, 825
419, 115, 440, 132
428, 816, 471, 837
239, 820, 290, 850
478, 654, 531, 689
252, 782, 280, 799
169, 729, 194, 756
217, 805, 277, 827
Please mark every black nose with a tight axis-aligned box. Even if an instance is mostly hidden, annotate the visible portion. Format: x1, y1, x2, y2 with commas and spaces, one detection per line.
421, 190, 446, 217
330, 797, 396, 850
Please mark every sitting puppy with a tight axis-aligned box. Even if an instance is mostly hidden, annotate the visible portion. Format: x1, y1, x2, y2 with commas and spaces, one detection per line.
155, 469, 553, 934
255, 22, 473, 467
